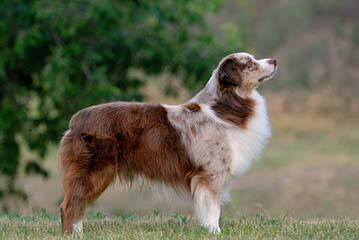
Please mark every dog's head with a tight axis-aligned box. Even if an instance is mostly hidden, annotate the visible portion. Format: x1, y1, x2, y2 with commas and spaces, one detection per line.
215, 52, 277, 93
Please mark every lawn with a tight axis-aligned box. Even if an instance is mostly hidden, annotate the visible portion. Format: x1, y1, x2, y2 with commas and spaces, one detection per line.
1, 211, 358, 239
4, 109, 358, 239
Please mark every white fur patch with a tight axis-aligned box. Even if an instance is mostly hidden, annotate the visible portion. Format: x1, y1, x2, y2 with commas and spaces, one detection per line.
63, 129, 71, 136
227, 91, 271, 176
72, 220, 83, 235
234, 52, 254, 61
192, 185, 221, 233
200, 104, 232, 128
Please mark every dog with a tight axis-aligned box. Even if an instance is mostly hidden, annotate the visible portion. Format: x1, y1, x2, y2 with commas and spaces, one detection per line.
59, 52, 277, 234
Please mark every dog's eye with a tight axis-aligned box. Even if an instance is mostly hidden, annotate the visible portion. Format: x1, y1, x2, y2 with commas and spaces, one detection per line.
247, 60, 254, 68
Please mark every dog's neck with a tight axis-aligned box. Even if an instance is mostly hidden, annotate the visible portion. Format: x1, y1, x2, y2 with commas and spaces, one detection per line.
190, 73, 219, 104
190, 71, 255, 105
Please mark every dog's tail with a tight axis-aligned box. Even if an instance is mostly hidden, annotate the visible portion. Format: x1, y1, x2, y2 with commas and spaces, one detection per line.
58, 109, 120, 181
58, 110, 88, 172
58, 129, 72, 171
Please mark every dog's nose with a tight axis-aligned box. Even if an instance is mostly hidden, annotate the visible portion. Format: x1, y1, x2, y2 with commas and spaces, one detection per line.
268, 58, 277, 67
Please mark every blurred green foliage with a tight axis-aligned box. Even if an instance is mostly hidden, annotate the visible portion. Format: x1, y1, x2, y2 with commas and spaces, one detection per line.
0, 0, 229, 206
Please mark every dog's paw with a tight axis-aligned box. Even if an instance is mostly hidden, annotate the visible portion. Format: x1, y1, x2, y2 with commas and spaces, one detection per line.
72, 220, 83, 236
208, 225, 221, 234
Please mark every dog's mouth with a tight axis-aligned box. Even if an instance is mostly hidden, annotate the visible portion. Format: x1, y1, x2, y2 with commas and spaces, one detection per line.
258, 69, 277, 83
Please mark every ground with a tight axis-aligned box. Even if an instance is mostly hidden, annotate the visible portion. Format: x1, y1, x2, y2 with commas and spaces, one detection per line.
1, 211, 358, 239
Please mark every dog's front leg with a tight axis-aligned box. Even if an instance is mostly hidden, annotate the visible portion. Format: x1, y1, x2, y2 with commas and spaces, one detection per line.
192, 183, 222, 233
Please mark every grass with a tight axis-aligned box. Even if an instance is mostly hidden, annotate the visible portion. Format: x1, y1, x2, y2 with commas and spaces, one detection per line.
1, 211, 358, 239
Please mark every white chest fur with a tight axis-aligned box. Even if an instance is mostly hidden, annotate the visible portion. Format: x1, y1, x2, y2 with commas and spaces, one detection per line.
227, 91, 271, 176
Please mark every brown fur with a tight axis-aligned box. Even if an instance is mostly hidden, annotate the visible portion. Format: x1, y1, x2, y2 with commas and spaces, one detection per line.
212, 57, 256, 128
59, 103, 203, 233
217, 58, 246, 90
183, 102, 201, 112
212, 91, 255, 129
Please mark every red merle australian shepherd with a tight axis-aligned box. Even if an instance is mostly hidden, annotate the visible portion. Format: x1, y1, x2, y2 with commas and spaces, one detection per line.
59, 52, 278, 234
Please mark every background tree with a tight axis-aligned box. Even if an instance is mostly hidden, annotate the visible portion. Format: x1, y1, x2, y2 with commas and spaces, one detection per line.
0, 0, 238, 208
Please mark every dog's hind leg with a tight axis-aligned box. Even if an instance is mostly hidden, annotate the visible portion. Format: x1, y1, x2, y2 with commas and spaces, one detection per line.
60, 190, 86, 235
60, 165, 116, 235
59, 135, 117, 235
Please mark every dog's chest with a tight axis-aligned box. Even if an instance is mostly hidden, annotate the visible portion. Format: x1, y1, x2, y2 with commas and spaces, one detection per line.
226, 93, 271, 176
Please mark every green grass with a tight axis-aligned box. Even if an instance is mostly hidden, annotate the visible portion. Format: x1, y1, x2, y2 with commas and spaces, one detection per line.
1, 212, 358, 239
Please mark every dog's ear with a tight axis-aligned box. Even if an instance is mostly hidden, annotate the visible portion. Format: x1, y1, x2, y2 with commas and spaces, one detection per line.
217, 58, 245, 89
